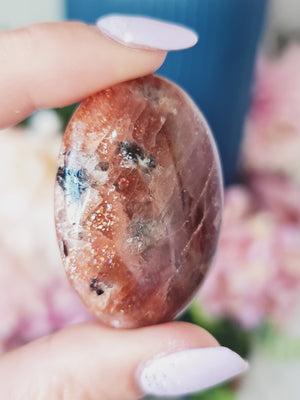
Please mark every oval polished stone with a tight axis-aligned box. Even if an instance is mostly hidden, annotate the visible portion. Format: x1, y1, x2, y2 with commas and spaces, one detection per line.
54, 75, 223, 328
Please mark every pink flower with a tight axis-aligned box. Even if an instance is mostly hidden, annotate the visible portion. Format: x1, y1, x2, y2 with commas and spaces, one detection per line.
199, 186, 300, 329
249, 174, 300, 224
0, 125, 92, 354
242, 44, 300, 183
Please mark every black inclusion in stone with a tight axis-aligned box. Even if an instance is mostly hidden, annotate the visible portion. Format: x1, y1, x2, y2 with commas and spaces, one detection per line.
56, 165, 90, 201
89, 278, 104, 296
147, 154, 156, 169
118, 141, 156, 170
56, 166, 67, 190
96, 161, 109, 171
119, 141, 144, 163
62, 240, 68, 257
89, 278, 97, 290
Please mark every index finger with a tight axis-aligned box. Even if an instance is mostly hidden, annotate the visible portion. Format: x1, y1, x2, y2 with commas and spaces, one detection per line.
0, 21, 166, 129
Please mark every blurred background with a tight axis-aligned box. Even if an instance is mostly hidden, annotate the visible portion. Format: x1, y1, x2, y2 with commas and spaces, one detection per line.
1, 1, 300, 399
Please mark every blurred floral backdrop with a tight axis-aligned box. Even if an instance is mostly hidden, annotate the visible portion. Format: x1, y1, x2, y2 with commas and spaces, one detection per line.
1, 30, 300, 400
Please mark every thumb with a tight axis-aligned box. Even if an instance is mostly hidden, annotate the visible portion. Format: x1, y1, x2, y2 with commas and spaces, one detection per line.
0, 322, 247, 399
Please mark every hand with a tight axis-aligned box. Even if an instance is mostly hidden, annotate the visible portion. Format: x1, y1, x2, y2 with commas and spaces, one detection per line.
0, 21, 247, 399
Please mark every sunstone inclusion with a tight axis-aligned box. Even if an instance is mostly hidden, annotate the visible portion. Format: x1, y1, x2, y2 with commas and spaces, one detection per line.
54, 75, 223, 328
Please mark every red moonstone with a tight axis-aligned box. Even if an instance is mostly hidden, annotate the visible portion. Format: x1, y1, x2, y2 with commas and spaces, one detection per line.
54, 75, 223, 328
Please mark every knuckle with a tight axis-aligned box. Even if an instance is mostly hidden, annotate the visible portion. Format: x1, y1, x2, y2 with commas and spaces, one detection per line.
0, 25, 35, 62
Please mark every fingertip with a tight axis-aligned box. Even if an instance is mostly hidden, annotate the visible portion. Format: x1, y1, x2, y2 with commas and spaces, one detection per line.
0, 21, 168, 128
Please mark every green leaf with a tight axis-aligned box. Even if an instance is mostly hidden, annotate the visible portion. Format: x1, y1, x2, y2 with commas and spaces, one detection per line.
184, 303, 253, 359
191, 384, 235, 400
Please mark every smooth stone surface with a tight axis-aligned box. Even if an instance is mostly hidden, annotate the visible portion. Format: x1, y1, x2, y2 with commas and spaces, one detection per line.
54, 75, 223, 328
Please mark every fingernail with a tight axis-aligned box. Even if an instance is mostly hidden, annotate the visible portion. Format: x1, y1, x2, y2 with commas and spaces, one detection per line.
137, 346, 248, 396
96, 14, 198, 51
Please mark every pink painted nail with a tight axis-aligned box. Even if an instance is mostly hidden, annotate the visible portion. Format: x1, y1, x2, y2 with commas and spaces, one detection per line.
137, 346, 248, 397
96, 14, 198, 51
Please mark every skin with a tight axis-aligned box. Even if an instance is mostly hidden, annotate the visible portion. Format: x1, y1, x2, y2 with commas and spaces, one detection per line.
0, 22, 219, 400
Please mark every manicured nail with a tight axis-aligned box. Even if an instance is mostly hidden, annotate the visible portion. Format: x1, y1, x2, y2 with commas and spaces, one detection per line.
96, 14, 198, 51
138, 346, 248, 396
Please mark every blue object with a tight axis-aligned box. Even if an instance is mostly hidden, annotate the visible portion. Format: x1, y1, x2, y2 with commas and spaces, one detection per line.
66, 0, 268, 185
